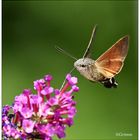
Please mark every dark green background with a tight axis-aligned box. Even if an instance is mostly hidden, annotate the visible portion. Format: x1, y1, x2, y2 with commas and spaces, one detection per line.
2, 1, 138, 140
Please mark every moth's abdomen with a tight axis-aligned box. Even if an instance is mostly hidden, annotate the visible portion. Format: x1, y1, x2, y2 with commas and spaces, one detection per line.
100, 78, 118, 88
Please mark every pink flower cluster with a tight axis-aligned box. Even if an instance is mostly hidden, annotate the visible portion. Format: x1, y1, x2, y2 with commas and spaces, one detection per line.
2, 74, 79, 140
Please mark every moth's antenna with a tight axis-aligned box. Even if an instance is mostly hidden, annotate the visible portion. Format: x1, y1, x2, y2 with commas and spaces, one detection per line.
83, 24, 97, 58
55, 46, 77, 60
60, 67, 76, 90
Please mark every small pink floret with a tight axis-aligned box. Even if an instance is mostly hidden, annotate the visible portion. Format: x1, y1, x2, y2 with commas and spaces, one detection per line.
22, 119, 35, 133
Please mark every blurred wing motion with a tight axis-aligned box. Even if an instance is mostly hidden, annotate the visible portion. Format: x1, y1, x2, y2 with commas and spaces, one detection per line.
95, 36, 129, 78
83, 25, 97, 58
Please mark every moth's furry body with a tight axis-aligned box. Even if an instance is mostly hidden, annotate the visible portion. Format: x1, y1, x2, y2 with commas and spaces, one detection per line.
74, 58, 118, 88
74, 58, 104, 82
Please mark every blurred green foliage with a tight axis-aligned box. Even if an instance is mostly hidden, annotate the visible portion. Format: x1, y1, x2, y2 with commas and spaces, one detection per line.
2, 1, 137, 140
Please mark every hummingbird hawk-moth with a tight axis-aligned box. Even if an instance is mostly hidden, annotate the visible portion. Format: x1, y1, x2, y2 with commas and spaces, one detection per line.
56, 25, 129, 88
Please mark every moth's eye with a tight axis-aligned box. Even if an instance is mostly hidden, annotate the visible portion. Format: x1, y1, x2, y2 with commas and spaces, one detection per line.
81, 64, 86, 67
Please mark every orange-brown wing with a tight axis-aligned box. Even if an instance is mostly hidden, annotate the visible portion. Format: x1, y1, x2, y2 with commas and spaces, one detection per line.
95, 36, 129, 78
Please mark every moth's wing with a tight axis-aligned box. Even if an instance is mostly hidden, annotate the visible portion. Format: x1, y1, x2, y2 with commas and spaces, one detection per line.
83, 25, 97, 58
95, 36, 129, 78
